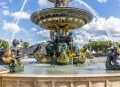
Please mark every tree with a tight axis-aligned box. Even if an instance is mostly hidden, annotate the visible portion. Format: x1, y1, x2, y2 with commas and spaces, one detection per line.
22, 42, 30, 49
82, 41, 108, 53
80, 48, 85, 53
0, 39, 9, 49
83, 44, 88, 52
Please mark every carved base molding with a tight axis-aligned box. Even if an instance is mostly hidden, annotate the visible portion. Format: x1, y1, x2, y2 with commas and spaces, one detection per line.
1, 73, 120, 87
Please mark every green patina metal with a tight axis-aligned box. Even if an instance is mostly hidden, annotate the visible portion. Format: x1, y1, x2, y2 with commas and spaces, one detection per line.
31, 0, 93, 65
0, 39, 24, 72
31, 7, 92, 30
9, 58, 24, 73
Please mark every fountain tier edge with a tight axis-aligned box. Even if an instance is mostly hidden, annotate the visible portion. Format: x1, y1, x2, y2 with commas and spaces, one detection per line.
30, 7, 92, 30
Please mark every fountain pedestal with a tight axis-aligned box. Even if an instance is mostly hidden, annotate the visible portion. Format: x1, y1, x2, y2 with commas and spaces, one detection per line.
31, 0, 93, 65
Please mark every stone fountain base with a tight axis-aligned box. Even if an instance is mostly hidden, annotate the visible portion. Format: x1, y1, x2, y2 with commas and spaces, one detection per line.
0, 58, 120, 87
0, 72, 120, 87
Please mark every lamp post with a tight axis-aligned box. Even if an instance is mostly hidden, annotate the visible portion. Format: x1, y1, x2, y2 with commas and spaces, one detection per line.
89, 39, 92, 56
20, 39, 23, 49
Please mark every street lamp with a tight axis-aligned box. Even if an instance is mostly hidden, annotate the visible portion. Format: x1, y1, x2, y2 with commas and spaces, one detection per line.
20, 39, 23, 49
89, 39, 92, 56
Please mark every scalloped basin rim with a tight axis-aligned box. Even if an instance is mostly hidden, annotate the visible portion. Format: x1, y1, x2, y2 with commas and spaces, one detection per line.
30, 7, 93, 21
30, 7, 93, 30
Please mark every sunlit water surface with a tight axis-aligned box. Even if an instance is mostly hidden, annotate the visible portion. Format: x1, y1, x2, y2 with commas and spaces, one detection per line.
11, 60, 120, 75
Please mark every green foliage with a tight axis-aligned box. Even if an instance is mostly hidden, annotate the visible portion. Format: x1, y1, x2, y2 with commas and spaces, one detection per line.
115, 42, 120, 47
82, 41, 108, 53
22, 42, 30, 49
83, 44, 88, 52
0, 39, 9, 49
80, 48, 85, 53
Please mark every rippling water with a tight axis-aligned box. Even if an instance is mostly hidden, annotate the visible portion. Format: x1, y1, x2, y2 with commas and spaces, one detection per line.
11, 60, 120, 75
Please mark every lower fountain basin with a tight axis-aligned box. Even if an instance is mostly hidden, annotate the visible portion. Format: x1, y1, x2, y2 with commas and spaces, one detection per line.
1, 58, 120, 87
9, 58, 120, 75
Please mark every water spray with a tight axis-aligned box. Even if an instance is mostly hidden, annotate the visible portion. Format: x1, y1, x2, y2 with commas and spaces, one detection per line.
10, 0, 28, 48
76, 0, 115, 44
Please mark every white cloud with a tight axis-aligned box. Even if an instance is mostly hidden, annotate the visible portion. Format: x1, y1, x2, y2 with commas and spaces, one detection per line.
2, 11, 30, 19
73, 31, 92, 48
2, 20, 7, 24
9, 0, 12, 2
2, 6, 8, 9
38, 0, 53, 7
0, 2, 8, 9
91, 36, 110, 41
28, 39, 32, 41
31, 28, 37, 31
38, 0, 47, 6
74, 16, 120, 48
11, 12, 30, 19
21, 28, 32, 36
37, 30, 50, 38
76, 16, 120, 36
2, 10, 9, 15
3, 22, 21, 33
0, 2, 6, 6
97, 0, 107, 3
37, 41, 47, 44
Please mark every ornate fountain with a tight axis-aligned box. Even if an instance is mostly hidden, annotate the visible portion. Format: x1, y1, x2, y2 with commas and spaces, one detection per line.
1, 1, 120, 87
30, 0, 93, 65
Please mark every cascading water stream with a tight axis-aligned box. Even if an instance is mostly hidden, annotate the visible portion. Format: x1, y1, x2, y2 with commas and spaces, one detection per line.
10, 0, 28, 48
9, 0, 115, 48
75, 0, 115, 43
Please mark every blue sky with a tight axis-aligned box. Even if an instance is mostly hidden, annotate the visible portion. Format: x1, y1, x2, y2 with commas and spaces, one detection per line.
0, 0, 120, 47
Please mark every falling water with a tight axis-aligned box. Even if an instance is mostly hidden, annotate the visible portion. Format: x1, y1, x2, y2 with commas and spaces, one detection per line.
75, 0, 99, 18
75, 0, 114, 42
9, 0, 115, 48
10, 0, 28, 47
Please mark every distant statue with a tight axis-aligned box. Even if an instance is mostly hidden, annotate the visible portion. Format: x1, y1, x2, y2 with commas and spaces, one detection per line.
2, 39, 24, 72
0, 46, 6, 64
11, 39, 21, 58
0, 46, 5, 57
50, 31, 55, 42
106, 41, 120, 70
2, 50, 18, 65
107, 40, 113, 48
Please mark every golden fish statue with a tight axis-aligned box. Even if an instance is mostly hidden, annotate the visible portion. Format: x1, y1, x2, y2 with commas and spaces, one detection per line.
2, 50, 18, 65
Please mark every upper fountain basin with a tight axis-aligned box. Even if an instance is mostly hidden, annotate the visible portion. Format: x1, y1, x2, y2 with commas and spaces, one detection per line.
30, 7, 93, 31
